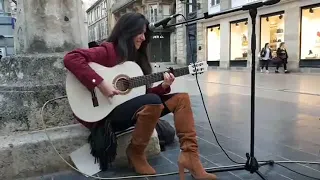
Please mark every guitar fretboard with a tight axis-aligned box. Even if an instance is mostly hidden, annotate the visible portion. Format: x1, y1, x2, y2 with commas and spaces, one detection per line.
128, 67, 189, 88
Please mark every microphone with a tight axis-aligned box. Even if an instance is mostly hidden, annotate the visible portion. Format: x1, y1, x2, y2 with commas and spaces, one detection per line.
148, 14, 180, 31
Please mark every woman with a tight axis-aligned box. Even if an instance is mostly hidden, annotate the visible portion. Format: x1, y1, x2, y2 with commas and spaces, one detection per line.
64, 13, 217, 180
276, 42, 289, 73
260, 43, 272, 73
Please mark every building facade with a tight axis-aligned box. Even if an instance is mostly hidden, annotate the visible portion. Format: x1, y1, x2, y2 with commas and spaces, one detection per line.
86, 0, 109, 44
174, 0, 206, 66
0, 0, 16, 57
196, 0, 320, 71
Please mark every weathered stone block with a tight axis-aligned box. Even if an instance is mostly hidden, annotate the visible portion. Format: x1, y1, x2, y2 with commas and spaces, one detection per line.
0, 84, 75, 135
0, 148, 14, 179
14, 0, 87, 54
0, 54, 75, 135
0, 124, 160, 179
0, 53, 66, 85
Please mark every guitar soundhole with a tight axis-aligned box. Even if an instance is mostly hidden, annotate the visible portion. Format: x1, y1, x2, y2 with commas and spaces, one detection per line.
115, 77, 130, 91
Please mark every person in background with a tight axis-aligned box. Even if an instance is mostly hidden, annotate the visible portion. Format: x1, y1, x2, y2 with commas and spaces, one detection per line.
276, 42, 289, 73
260, 43, 272, 73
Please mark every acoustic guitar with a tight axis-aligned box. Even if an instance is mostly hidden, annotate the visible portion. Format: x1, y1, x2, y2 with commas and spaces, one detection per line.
65, 61, 208, 122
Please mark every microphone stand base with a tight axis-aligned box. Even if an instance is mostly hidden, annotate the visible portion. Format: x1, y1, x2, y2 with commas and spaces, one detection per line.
205, 156, 275, 180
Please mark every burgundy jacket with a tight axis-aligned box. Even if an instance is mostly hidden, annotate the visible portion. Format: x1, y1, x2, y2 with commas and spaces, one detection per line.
63, 42, 171, 128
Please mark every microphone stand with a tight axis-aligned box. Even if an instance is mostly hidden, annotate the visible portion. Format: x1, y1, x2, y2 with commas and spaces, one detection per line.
165, 0, 281, 179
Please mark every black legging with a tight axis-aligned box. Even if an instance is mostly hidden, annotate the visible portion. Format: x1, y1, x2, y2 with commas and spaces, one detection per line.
108, 93, 176, 132
276, 59, 287, 71
260, 60, 270, 70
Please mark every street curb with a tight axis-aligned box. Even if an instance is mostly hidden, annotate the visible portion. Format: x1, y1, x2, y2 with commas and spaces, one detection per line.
0, 124, 89, 180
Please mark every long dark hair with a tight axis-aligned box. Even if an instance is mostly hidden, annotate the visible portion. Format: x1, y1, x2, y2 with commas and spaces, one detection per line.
264, 43, 269, 50
107, 12, 152, 75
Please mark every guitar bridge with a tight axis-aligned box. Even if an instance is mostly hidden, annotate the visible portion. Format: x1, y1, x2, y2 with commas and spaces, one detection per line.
91, 90, 99, 107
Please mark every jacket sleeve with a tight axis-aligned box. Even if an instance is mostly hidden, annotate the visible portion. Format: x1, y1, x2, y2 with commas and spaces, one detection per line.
63, 46, 108, 91
146, 83, 171, 95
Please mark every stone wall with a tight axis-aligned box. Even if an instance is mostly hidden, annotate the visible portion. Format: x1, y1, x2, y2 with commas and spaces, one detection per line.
196, 0, 205, 62
175, 0, 187, 65
14, 0, 87, 54
0, 53, 75, 135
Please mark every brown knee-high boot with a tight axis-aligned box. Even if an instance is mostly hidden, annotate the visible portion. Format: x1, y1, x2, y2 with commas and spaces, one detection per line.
126, 104, 164, 175
165, 93, 217, 180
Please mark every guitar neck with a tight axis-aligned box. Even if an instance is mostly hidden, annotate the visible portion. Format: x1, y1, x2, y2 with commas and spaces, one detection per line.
129, 66, 189, 88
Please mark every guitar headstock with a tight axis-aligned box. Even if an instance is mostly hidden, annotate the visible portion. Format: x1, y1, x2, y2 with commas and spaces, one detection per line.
188, 61, 208, 75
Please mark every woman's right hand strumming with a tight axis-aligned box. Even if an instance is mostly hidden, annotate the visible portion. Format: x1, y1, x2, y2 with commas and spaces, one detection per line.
97, 80, 120, 98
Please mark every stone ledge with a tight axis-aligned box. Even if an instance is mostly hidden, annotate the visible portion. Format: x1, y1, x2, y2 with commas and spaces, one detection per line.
0, 53, 66, 85
0, 124, 160, 180
0, 84, 73, 135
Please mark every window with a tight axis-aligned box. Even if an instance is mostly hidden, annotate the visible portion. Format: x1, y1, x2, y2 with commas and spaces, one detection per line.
230, 19, 249, 61
150, 5, 158, 23
0, 0, 3, 12
301, 5, 320, 60
188, 0, 197, 13
162, 4, 170, 17
260, 12, 285, 57
207, 25, 220, 61
97, 6, 101, 19
101, 3, 105, 16
211, 0, 220, 6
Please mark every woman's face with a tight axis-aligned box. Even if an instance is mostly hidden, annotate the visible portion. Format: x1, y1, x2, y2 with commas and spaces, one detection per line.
266, 44, 269, 48
133, 24, 146, 50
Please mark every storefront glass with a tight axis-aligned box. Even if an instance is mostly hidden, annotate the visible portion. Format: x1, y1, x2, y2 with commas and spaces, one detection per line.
207, 26, 220, 61
260, 12, 285, 57
230, 20, 248, 61
301, 5, 320, 60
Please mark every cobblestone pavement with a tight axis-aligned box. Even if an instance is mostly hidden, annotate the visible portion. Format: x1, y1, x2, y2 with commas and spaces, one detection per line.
29, 70, 320, 180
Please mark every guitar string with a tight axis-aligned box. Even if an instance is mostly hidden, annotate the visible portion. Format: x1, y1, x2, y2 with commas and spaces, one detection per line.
115, 67, 190, 90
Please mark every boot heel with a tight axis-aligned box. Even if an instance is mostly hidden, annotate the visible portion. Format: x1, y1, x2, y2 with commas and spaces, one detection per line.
178, 163, 186, 180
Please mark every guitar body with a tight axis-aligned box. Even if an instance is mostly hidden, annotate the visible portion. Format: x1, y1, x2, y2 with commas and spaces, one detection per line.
65, 61, 146, 122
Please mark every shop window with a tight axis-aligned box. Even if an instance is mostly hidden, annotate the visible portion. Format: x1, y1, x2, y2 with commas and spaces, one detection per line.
207, 26, 220, 61
301, 5, 320, 60
230, 19, 249, 61
260, 12, 285, 57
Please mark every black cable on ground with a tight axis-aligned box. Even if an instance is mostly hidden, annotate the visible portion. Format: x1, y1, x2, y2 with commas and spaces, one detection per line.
275, 163, 320, 180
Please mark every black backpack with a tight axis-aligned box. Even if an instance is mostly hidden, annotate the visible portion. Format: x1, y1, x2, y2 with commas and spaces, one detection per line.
155, 119, 176, 151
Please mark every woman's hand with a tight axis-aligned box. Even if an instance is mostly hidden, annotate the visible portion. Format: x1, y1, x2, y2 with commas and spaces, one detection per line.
162, 72, 175, 89
97, 80, 120, 98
